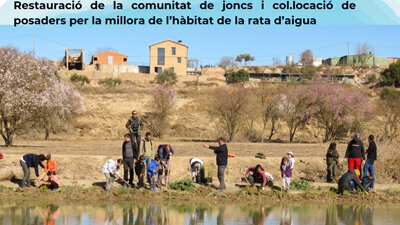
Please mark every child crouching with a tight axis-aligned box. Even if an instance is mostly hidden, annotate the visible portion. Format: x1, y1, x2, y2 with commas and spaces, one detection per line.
42, 171, 60, 190
147, 155, 161, 191
281, 156, 292, 193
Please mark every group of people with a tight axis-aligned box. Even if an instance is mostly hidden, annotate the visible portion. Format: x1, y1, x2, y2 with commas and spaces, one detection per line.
14, 109, 379, 196
327, 133, 377, 195
19, 153, 60, 190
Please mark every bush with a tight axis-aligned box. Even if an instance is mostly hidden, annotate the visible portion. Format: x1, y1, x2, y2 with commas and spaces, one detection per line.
367, 74, 377, 83
226, 69, 250, 84
255, 152, 266, 159
155, 70, 177, 86
70, 74, 90, 86
299, 66, 317, 81
169, 179, 195, 191
98, 77, 122, 86
381, 60, 400, 87
282, 64, 300, 73
290, 179, 310, 190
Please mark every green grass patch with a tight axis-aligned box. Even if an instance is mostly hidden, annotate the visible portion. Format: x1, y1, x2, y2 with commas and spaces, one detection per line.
169, 179, 195, 191
290, 179, 311, 190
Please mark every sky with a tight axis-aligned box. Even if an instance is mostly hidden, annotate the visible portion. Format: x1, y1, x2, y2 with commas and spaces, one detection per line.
0, 25, 399, 66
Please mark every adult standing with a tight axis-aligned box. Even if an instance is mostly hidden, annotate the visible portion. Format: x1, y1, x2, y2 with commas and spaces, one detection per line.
140, 132, 154, 167
157, 144, 174, 186
345, 133, 365, 177
20, 154, 46, 187
122, 134, 138, 187
326, 142, 339, 183
125, 110, 143, 150
363, 134, 377, 191
203, 137, 228, 190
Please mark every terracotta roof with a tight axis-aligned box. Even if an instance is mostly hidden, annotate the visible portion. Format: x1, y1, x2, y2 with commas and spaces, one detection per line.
93, 50, 128, 57
149, 40, 188, 48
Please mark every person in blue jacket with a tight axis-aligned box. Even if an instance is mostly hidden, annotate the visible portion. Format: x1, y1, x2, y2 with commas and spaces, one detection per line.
20, 154, 46, 187
147, 155, 161, 191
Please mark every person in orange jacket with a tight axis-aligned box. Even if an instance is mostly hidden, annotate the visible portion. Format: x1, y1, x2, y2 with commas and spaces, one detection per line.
44, 154, 56, 172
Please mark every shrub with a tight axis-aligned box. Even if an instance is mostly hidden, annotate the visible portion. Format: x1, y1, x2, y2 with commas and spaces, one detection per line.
98, 77, 122, 86
70, 74, 90, 86
381, 60, 400, 87
155, 70, 177, 86
169, 179, 195, 191
226, 69, 250, 84
255, 152, 266, 159
299, 66, 317, 81
290, 179, 310, 190
367, 74, 377, 83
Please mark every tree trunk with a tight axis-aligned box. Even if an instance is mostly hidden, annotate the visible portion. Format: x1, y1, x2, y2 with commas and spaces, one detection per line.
45, 127, 50, 140
268, 119, 276, 141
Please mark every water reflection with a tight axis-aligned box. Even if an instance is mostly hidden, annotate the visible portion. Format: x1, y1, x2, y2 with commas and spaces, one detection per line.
0, 203, 397, 225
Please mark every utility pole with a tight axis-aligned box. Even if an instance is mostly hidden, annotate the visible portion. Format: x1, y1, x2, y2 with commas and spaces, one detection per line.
347, 41, 349, 56
32, 34, 35, 58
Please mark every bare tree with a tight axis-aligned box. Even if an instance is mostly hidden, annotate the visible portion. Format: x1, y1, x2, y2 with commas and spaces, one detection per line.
218, 56, 238, 68
272, 57, 282, 66
299, 49, 314, 66
143, 86, 177, 137
356, 43, 374, 66
278, 85, 312, 143
208, 86, 251, 141
254, 82, 281, 142
187, 58, 199, 68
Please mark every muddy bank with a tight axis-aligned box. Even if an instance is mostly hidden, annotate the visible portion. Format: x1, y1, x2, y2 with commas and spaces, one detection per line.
1, 184, 400, 206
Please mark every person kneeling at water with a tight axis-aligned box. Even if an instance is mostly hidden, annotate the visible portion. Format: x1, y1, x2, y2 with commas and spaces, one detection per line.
242, 164, 271, 190
41, 171, 60, 190
101, 158, 123, 192
338, 170, 369, 195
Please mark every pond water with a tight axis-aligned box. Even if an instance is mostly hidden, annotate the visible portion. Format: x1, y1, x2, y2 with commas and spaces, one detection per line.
0, 203, 399, 225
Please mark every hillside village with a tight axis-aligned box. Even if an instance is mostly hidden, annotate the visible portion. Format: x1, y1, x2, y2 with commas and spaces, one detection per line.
60, 39, 399, 84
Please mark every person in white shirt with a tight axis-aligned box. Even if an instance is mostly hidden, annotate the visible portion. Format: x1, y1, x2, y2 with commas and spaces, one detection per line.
287, 151, 295, 170
189, 158, 203, 183
102, 159, 123, 192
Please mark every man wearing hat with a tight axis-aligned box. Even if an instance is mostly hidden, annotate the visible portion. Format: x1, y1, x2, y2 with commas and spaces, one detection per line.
345, 133, 365, 178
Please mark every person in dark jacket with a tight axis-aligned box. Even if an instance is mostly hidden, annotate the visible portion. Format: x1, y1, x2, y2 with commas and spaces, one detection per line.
122, 134, 139, 187
125, 110, 143, 150
363, 135, 377, 192
338, 170, 369, 195
242, 164, 267, 190
203, 137, 228, 190
135, 155, 146, 189
20, 154, 46, 187
326, 142, 339, 183
157, 144, 174, 186
345, 133, 365, 177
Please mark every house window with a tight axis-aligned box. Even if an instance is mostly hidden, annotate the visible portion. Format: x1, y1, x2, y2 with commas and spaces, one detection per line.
123, 58, 127, 62
177, 57, 182, 64
93, 57, 98, 61
155, 67, 162, 73
157, 48, 165, 65
172, 47, 176, 55
170, 67, 174, 73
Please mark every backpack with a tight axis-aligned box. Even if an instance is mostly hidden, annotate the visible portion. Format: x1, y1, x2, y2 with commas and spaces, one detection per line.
135, 161, 144, 174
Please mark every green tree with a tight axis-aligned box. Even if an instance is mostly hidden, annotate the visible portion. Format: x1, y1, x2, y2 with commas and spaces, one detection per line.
381, 60, 400, 87
226, 69, 250, 84
235, 53, 255, 65
380, 88, 400, 141
155, 69, 177, 86
299, 66, 317, 81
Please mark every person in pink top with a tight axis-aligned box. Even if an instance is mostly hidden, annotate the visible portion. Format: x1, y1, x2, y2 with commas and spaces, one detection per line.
42, 171, 60, 190
242, 164, 268, 190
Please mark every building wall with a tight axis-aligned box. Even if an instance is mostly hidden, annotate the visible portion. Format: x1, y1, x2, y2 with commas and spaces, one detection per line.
149, 41, 188, 76
92, 51, 128, 65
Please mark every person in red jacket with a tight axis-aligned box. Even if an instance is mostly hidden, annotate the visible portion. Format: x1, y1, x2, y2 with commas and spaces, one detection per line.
242, 164, 268, 190
44, 154, 57, 173
345, 133, 365, 178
